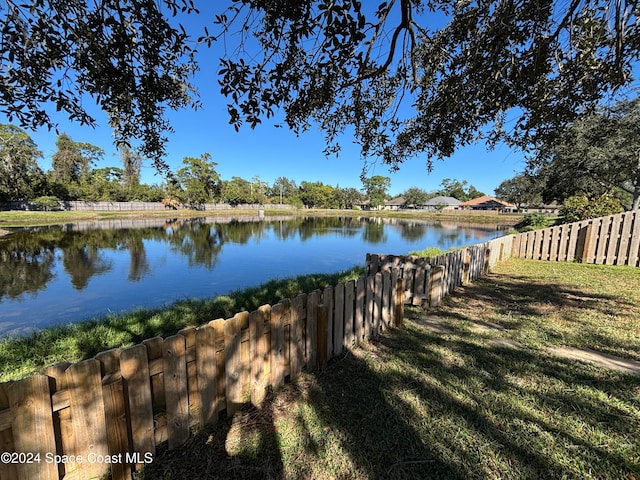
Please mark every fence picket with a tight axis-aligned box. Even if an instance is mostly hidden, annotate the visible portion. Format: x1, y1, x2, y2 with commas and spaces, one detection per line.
225, 312, 249, 416
270, 301, 287, 389
382, 270, 392, 329
196, 324, 219, 425
364, 276, 374, 340
628, 212, 640, 266
7, 375, 58, 480
355, 277, 366, 343
67, 359, 110, 478
290, 294, 306, 378
323, 286, 335, 358
208, 319, 226, 418
617, 212, 634, 265
413, 260, 426, 306
249, 306, 269, 407
344, 280, 355, 346
373, 273, 383, 336
45, 363, 74, 478
163, 335, 189, 449
333, 283, 345, 355
606, 214, 623, 264
307, 291, 320, 370
178, 327, 199, 423
0, 382, 17, 480
120, 344, 155, 469
594, 217, 610, 264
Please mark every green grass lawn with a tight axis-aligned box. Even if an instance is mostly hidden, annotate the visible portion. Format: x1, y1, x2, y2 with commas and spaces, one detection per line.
138, 258, 640, 480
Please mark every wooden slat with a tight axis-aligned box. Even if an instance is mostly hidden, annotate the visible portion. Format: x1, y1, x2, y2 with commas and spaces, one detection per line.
120, 344, 155, 469
225, 312, 248, 416
196, 324, 219, 423
344, 280, 355, 347
322, 286, 334, 359
333, 283, 345, 356
95, 348, 132, 480
373, 272, 383, 336
45, 362, 74, 478
524, 231, 535, 259
413, 260, 426, 306
605, 214, 622, 265
364, 275, 374, 340
565, 222, 579, 261
628, 212, 640, 266
270, 301, 287, 389
557, 224, 569, 261
142, 337, 165, 412
0, 381, 17, 480
549, 226, 560, 261
594, 217, 610, 264
209, 319, 226, 415
393, 269, 404, 327
306, 291, 319, 370
354, 277, 366, 344
429, 265, 444, 306
163, 335, 189, 449
289, 294, 306, 378
67, 359, 110, 478
381, 270, 391, 330
617, 211, 634, 265
402, 260, 414, 303
7, 375, 58, 480
178, 326, 199, 422
249, 306, 269, 407
541, 228, 552, 261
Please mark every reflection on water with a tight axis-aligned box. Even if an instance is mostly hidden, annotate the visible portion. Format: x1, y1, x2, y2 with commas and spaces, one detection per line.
0, 216, 508, 335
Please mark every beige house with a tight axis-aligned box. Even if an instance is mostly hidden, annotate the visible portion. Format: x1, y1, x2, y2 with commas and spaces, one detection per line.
460, 195, 516, 212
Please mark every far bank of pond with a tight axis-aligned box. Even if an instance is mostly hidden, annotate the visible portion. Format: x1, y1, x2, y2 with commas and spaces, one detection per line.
0, 214, 515, 337
0, 207, 522, 227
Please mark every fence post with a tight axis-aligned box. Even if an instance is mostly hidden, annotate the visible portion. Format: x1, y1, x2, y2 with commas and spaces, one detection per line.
484, 248, 491, 274
317, 304, 329, 370
429, 265, 445, 306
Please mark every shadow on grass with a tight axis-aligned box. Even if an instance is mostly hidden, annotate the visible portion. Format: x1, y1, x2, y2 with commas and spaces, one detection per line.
137, 312, 640, 479
431, 270, 640, 360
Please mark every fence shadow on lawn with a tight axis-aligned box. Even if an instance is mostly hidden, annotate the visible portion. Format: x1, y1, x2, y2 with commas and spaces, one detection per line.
429, 267, 640, 361
138, 303, 640, 479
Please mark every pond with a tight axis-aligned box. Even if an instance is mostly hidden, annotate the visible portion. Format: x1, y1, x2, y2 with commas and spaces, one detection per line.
0, 215, 509, 336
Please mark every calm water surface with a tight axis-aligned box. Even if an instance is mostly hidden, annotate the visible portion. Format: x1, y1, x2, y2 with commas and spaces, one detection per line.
0, 215, 508, 335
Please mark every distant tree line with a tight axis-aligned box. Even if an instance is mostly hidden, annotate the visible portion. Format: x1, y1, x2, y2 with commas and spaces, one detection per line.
1, 124, 490, 211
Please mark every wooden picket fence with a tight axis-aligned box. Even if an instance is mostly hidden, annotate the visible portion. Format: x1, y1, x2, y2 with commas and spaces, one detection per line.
0, 274, 404, 480
366, 235, 516, 306
512, 210, 640, 266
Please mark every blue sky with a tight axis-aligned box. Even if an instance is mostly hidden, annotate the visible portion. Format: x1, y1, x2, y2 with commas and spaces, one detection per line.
2, 4, 529, 198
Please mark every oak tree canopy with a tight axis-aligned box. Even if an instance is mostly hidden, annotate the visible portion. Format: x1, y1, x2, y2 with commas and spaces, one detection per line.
2, 0, 639, 174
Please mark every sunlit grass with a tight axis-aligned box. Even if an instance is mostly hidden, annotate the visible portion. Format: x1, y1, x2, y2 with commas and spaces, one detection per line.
138, 258, 640, 480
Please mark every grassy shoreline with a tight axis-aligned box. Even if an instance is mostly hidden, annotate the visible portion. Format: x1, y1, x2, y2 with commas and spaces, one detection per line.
0, 267, 364, 382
